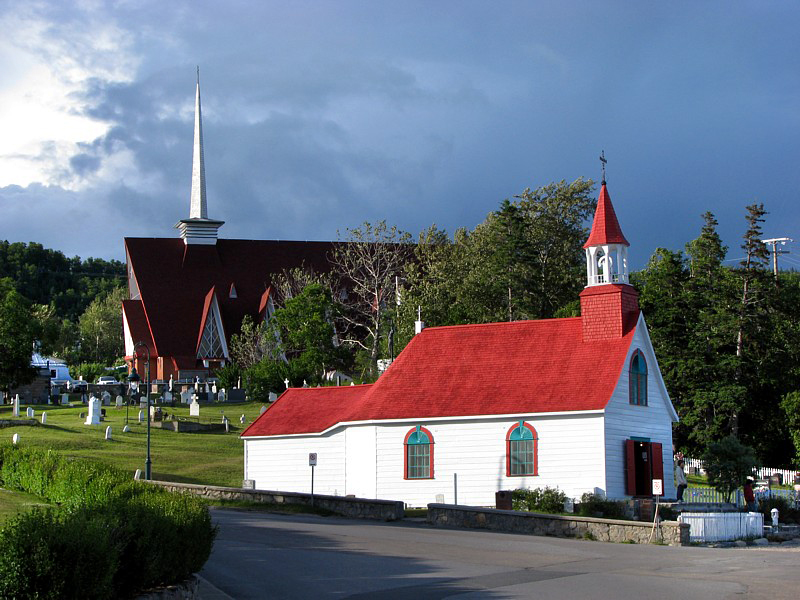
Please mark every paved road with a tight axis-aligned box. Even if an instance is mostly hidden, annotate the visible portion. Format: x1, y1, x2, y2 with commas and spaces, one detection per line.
199, 508, 800, 599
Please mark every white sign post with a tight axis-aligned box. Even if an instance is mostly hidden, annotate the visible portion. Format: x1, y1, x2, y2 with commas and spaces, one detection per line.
309, 453, 317, 506
652, 479, 663, 496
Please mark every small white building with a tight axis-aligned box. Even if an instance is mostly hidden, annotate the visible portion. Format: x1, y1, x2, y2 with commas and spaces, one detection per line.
241, 182, 679, 507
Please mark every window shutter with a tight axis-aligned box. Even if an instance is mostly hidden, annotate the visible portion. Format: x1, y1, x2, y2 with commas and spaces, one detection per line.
650, 442, 663, 494
625, 439, 636, 496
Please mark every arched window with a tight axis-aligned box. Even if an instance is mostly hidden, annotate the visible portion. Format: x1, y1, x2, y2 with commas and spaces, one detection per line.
629, 350, 648, 406
404, 426, 434, 480
506, 422, 538, 476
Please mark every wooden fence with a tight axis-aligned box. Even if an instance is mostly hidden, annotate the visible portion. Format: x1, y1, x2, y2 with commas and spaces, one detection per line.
679, 512, 764, 542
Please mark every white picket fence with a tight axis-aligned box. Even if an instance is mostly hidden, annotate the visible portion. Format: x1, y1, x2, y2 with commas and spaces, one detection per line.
679, 512, 764, 543
683, 457, 798, 487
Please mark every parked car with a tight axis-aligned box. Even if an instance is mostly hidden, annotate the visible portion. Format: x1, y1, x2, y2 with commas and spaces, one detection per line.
96, 376, 119, 385
67, 379, 88, 393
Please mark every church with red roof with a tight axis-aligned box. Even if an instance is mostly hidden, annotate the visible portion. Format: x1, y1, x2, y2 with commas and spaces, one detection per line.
122, 77, 335, 382
241, 180, 679, 507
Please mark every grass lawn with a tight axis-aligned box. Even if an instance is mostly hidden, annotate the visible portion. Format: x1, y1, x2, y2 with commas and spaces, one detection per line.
0, 398, 272, 488
0, 488, 50, 522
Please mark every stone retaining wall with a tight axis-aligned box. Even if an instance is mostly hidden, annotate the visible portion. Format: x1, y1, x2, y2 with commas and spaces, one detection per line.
427, 504, 689, 546
135, 575, 198, 600
148, 481, 405, 521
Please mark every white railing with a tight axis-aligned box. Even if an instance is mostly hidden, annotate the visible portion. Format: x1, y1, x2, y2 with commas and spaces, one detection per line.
679, 512, 763, 542
683, 457, 798, 486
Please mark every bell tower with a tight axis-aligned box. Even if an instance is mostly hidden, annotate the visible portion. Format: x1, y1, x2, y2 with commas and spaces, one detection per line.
579, 173, 638, 341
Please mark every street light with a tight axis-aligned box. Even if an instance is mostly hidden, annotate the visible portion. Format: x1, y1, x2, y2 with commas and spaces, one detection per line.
128, 341, 151, 480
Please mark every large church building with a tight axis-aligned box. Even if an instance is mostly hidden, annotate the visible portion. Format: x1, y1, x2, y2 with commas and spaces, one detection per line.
123, 78, 334, 381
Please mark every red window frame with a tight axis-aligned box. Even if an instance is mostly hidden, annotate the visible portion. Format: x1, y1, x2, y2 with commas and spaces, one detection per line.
505, 422, 538, 477
403, 426, 434, 480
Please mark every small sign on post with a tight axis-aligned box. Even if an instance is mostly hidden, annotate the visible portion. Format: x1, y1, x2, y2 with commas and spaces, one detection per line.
309, 452, 317, 506
652, 479, 663, 496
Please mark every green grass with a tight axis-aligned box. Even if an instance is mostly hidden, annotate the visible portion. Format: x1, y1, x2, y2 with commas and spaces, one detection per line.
207, 499, 337, 516
0, 399, 271, 488
0, 488, 50, 522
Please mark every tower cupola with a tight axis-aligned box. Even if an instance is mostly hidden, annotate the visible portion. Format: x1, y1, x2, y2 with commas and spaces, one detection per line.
583, 182, 629, 286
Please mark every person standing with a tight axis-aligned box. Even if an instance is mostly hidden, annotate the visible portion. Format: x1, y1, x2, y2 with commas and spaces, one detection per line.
675, 459, 687, 502
744, 478, 757, 512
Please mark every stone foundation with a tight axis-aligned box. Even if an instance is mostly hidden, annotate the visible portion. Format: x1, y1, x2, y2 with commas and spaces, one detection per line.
427, 504, 689, 546
135, 575, 198, 599
148, 481, 405, 521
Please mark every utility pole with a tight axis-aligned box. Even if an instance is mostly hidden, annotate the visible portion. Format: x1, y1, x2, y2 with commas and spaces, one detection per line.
761, 237, 793, 285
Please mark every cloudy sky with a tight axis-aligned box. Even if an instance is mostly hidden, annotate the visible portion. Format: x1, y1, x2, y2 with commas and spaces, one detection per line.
1, 0, 798, 270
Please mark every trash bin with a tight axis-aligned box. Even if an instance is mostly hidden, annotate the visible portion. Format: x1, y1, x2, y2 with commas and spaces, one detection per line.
496, 490, 513, 510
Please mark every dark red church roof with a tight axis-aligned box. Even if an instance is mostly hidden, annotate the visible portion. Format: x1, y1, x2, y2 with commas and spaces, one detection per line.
125, 238, 336, 362
242, 317, 637, 437
583, 183, 629, 248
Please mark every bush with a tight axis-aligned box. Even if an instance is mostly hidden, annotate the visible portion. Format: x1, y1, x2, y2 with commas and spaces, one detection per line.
702, 435, 758, 503
512, 486, 567, 514
758, 495, 800, 524
0, 445, 216, 597
577, 492, 628, 520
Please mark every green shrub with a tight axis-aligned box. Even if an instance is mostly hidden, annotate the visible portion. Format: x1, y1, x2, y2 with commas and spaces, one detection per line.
759, 495, 800, 524
577, 492, 628, 520
0, 446, 216, 597
511, 486, 567, 514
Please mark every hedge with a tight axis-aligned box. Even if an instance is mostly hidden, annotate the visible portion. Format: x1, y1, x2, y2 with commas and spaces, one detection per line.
0, 445, 216, 599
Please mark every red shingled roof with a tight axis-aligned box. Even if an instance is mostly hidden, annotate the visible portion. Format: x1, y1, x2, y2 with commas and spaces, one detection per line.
583, 183, 629, 248
125, 238, 335, 364
242, 317, 637, 437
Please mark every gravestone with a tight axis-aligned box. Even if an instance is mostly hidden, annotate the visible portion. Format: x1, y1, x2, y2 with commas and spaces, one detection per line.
122, 425, 130, 433
150, 406, 162, 422
194, 377, 200, 392
138, 410, 143, 423
204, 382, 210, 393
26, 407, 34, 418
237, 377, 241, 389
218, 389, 227, 403
134, 469, 142, 480
302, 380, 309, 388
115, 395, 124, 408
224, 418, 230, 433
260, 405, 267, 415
268, 392, 277, 402
189, 400, 200, 417
41, 412, 47, 425
0, 391, 4, 404
284, 378, 289, 389
240, 414, 246, 424
61, 393, 70, 406
180, 390, 192, 404
105, 426, 112, 441
101, 391, 111, 406
168, 374, 174, 393
163, 390, 172, 403
84, 397, 101, 425
212, 383, 217, 394
12, 433, 19, 445
12, 395, 19, 417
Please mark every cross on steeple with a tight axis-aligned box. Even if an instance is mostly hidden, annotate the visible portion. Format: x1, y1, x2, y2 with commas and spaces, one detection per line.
599, 150, 607, 184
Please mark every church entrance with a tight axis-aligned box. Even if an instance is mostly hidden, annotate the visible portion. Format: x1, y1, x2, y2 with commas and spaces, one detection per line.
624, 439, 664, 496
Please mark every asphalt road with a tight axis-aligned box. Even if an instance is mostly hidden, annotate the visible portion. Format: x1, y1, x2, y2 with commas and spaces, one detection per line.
198, 508, 800, 599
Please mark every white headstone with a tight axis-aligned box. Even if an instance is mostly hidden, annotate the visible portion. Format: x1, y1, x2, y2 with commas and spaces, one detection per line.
12, 395, 19, 417
61, 393, 70, 406
26, 407, 34, 418
237, 377, 241, 389
123, 425, 130, 433
218, 389, 226, 403
41, 412, 47, 425
84, 397, 101, 425
224, 418, 230, 433
194, 377, 199, 392
240, 414, 246, 424
139, 396, 148, 409
268, 392, 277, 403
302, 380, 309, 388
12, 433, 19, 445
190, 400, 200, 417
204, 382, 210, 393
284, 378, 289, 389
212, 383, 217, 394
260, 405, 268, 414
138, 410, 144, 423
181, 390, 192, 404
105, 426, 112, 440
116, 395, 124, 408
101, 391, 111, 406
169, 375, 174, 392
350, 381, 355, 386
134, 469, 142, 480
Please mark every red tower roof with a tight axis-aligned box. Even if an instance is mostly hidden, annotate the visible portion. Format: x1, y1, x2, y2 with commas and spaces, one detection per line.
583, 183, 629, 248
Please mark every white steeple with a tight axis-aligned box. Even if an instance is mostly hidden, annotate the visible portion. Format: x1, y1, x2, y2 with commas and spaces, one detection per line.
190, 67, 207, 219
176, 68, 224, 245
